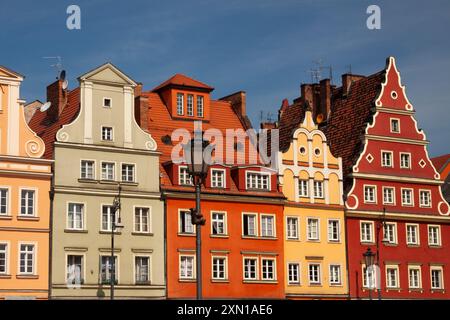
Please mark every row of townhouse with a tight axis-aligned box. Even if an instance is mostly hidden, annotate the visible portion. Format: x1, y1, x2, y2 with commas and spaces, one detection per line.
0, 56, 449, 299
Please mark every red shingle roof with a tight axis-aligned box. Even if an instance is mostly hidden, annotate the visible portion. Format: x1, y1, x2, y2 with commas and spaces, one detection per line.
152, 73, 214, 92
277, 100, 307, 152
28, 88, 80, 159
432, 154, 450, 173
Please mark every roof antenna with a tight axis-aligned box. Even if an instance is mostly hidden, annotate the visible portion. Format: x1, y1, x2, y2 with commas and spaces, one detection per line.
346, 64, 352, 74
307, 59, 333, 84
43, 56, 63, 79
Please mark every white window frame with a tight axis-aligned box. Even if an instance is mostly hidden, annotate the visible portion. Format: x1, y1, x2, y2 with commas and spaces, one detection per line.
176, 93, 184, 115
134, 254, 151, 284
210, 169, 226, 188
66, 202, 85, 231
287, 262, 300, 285
363, 185, 377, 204
80, 159, 96, 180
65, 252, 86, 285
179, 254, 195, 280
103, 97, 112, 108
18, 188, 37, 217
260, 214, 276, 238
211, 211, 227, 236
100, 204, 119, 232
381, 150, 394, 168
18, 242, 37, 275
242, 212, 258, 237
406, 223, 420, 245
243, 257, 258, 280
360, 221, 375, 243
408, 265, 422, 289
245, 171, 271, 191
211, 255, 228, 280
178, 209, 195, 234
419, 189, 432, 208
400, 152, 411, 169
187, 94, 194, 116
0, 186, 11, 216
401, 188, 414, 206
384, 222, 398, 245
298, 179, 309, 197
385, 265, 400, 289
0, 241, 10, 275
178, 166, 193, 186
362, 264, 375, 289
313, 180, 324, 199
197, 95, 204, 117
286, 216, 299, 240
121, 163, 136, 183
101, 161, 116, 181
327, 219, 340, 242
382, 186, 395, 205
134, 206, 152, 234
261, 258, 276, 281
308, 263, 321, 285
428, 225, 441, 246
307, 217, 320, 241
99, 254, 119, 284
329, 264, 342, 286
390, 118, 400, 133
430, 266, 444, 290
101, 126, 114, 141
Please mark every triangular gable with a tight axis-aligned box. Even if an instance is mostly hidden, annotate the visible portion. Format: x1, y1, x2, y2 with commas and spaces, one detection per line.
78, 62, 137, 86
0, 65, 24, 81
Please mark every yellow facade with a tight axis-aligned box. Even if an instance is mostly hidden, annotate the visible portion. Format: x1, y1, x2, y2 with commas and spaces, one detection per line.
0, 66, 52, 299
278, 109, 348, 299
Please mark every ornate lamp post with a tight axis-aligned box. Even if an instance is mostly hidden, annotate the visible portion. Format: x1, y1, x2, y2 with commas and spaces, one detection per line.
363, 247, 375, 300
374, 207, 388, 300
110, 184, 124, 300
183, 130, 211, 300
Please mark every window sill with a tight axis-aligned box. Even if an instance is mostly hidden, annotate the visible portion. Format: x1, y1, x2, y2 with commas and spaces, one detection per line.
286, 238, 300, 241
210, 234, 229, 238
246, 188, 270, 192
383, 243, 398, 247
330, 284, 344, 287
431, 289, 445, 293
242, 235, 277, 240
0, 274, 12, 279
179, 278, 196, 283
287, 283, 301, 286
99, 180, 118, 185
131, 232, 154, 236
17, 216, 39, 221
120, 182, 138, 186
306, 239, 320, 243
360, 241, 375, 245
407, 244, 420, 248
408, 288, 423, 293
16, 274, 39, 279
327, 240, 342, 244
135, 281, 152, 286
308, 283, 323, 287
211, 279, 229, 283
386, 288, 401, 292
243, 280, 278, 284
178, 233, 196, 237
64, 229, 88, 233
428, 245, 442, 249
78, 179, 97, 184
0, 215, 13, 220
99, 231, 122, 235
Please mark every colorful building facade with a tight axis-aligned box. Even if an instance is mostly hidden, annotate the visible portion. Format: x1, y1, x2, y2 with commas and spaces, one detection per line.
277, 105, 348, 299
135, 74, 286, 298
29, 63, 165, 299
0, 66, 52, 299
323, 57, 450, 299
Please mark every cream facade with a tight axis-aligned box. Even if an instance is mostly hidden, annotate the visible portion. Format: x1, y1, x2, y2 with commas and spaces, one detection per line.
51, 63, 164, 298
278, 108, 348, 299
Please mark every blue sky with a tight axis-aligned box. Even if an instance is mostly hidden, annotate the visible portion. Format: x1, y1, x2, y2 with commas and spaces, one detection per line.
1, 0, 449, 156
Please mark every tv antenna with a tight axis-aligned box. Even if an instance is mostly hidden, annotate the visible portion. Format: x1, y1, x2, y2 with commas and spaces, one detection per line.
307, 59, 333, 84
43, 56, 63, 79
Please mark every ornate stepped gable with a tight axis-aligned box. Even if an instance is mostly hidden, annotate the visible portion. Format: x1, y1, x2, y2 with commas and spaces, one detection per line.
324, 57, 450, 217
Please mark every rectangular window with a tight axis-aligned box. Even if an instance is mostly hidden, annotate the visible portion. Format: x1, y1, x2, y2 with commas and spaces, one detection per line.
308, 264, 321, 284
386, 267, 399, 288
100, 256, 117, 284
81, 160, 95, 179
211, 169, 225, 188
179, 210, 194, 234
384, 223, 397, 244
383, 187, 395, 205
299, 179, 308, 197
431, 268, 443, 289
135, 256, 150, 284
329, 265, 342, 285
20, 190, 35, 216
390, 118, 400, 133
406, 224, 419, 245
101, 205, 117, 232
261, 259, 275, 280
243, 258, 257, 280
408, 267, 421, 289
363, 266, 375, 288
103, 98, 112, 108
382, 151, 393, 167
328, 220, 340, 242
101, 162, 115, 181
101, 126, 113, 141
211, 212, 226, 235
428, 225, 441, 246
176, 93, 184, 115
197, 96, 204, 117
212, 257, 227, 280
260, 215, 275, 237
187, 94, 194, 116
361, 222, 374, 243
121, 164, 135, 182
134, 207, 150, 233
400, 153, 411, 169
67, 255, 84, 285
179, 166, 193, 186
288, 263, 300, 284
286, 217, 299, 240
0, 244, 7, 274
180, 256, 194, 279
246, 172, 270, 191
419, 190, 431, 207
313, 181, 324, 198
68, 203, 84, 230
243, 214, 257, 236
401, 189, 413, 206
364, 186, 376, 203
307, 218, 319, 240
0, 188, 8, 215
19, 244, 35, 274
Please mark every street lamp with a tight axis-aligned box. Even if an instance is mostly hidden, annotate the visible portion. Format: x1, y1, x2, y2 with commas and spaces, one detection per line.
110, 184, 124, 300
363, 247, 375, 300
183, 130, 212, 300
374, 207, 388, 300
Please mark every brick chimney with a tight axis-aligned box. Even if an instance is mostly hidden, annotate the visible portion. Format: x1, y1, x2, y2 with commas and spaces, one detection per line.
220, 91, 246, 118
134, 82, 143, 97
260, 122, 277, 130
319, 79, 331, 121
134, 94, 149, 131
46, 80, 67, 122
342, 74, 365, 96
278, 98, 290, 121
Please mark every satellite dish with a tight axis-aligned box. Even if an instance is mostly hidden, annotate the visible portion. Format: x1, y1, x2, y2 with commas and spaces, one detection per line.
316, 113, 324, 124
59, 70, 66, 81
40, 101, 51, 112
62, 79, 69, 90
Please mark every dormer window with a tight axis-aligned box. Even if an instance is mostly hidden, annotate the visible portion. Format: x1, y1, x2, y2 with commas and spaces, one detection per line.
176, 93, 184, 115
102, 126, 113, 141
197, 96, 204, 117
211, 169, 225, 188
179, 166, 193, 186
187, 94, 194, 116
103, 98, 112, 108
246, 171, 270, 191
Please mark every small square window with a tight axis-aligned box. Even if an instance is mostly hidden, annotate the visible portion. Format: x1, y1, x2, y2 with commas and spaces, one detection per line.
103, 98, 112, 108
102, 127, 113, 141
390, 119, 400, 133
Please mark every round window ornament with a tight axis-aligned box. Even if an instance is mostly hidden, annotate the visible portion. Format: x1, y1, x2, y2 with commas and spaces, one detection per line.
314, 148, 321, 156
299, 146, 306, 155
391, 91, 398, 99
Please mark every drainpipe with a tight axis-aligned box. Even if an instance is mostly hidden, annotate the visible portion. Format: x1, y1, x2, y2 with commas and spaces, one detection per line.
48, 161, 55, 299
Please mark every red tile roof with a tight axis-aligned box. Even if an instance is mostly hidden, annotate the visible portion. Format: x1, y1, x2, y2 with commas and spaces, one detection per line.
432, 154, 450, 173
277, 100, 307, 152
152, 73, 214, 92
28, 88, 80, 159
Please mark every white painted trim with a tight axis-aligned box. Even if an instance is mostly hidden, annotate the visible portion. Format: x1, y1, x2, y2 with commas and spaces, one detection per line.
363, 184, 378, 204
99, 253, 120, 284
133, 253, 152, 284
327, 218, 341, 242
382, 186, 396, 206
306, 217, 320, 241
18, 187, 38, 217
405, 223, 420, 246
0, 240, 11, 275
100, 161, 116, 181
390, 117, 401, 133
100, 125, 114, 142
133, 205, 152, 234
241, 212, 258, 237
210, 210, 228, 236
400, 187, 414, 207
307, 262, 322, 285
407, 265, 422, 289
285, 216, 300, 240
102, 97, 112, 109
359, 220, 375, 243
179, 254, 196, 280
178, 208, 196, 234
260, 213, 276, 238
120, 162, 137, 183
381, 150, 394, 168
211, 255, 229, 280
430, 265, 445, 290
260, 257, 277, 281
0, 186, 11, 216
385, 264, 400, 289
210, 168, 226, 188
242, 256, 259, 280
286, 262, 301, 285
66, 201, 87, 231
427, 224, 442, 246
65, 251, 86, 285
17, 241, 37, 275
399, 152, 412, 169
80, 159, 97, 180
418, 189, 432, 208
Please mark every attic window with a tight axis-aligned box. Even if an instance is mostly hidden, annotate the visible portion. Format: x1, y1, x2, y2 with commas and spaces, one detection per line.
161, 135, 172, 145
103, 98, 112, 108
391, 91, 398, 100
